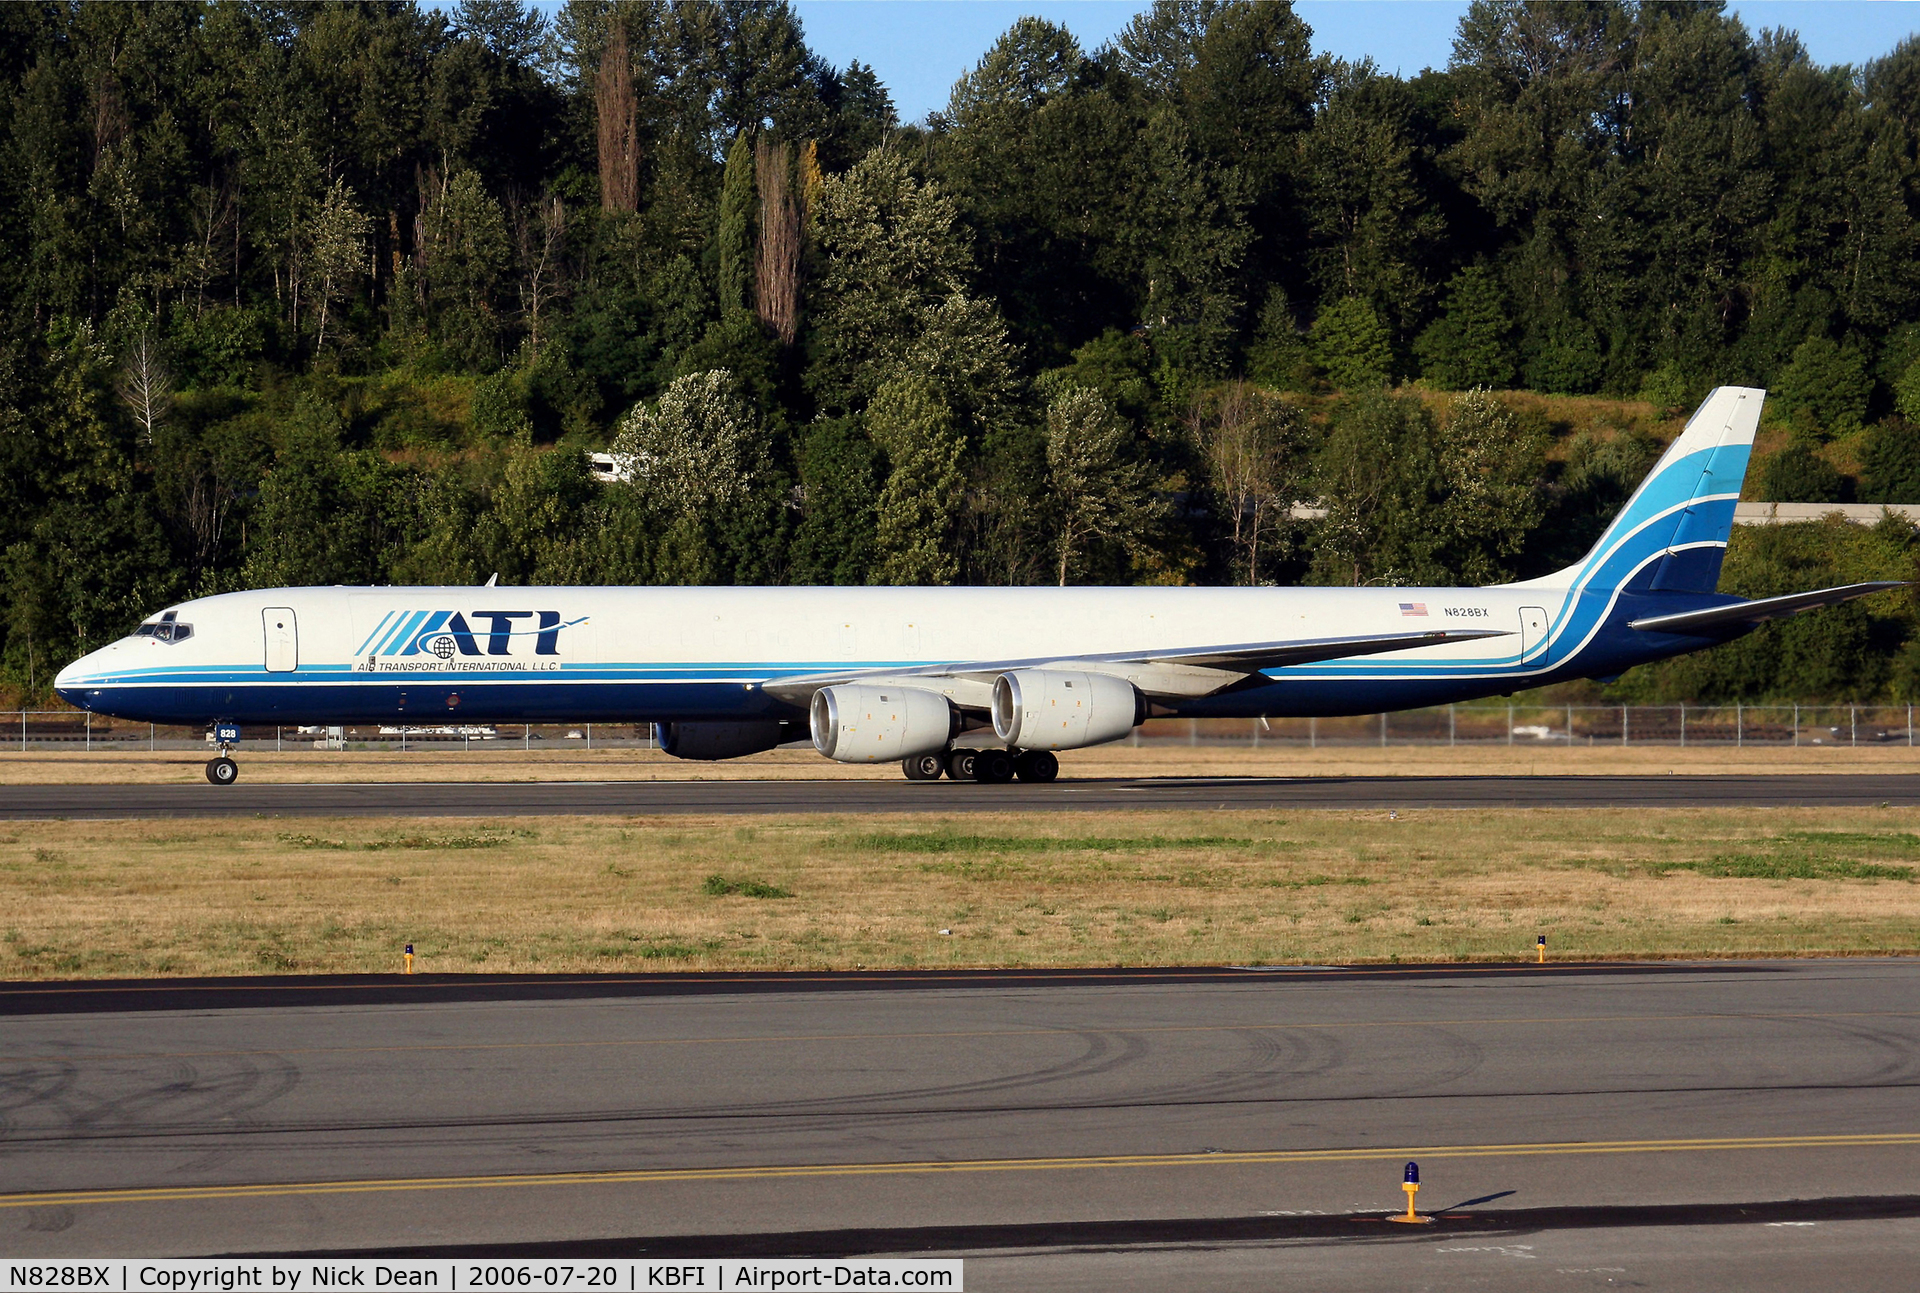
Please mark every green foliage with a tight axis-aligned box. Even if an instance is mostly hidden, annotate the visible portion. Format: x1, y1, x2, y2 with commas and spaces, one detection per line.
6, 3, 1920, 704
1045, 385, 1162, 584
1191, 381, 1311, 584
716, 132, 756, 316
1525, 322, 1604, 395
1311, 389, 1443, 585
1433, 390, 1545, 583
610, 370, 761, 518
1310, 298, 1393, 389
1638, 363, 1696, 418
702, 873, 793, 898
1776, 336, 1872, 436
1758, 441, 1848, 504
1039, 330, 1156, 424
867, 372, 965, 586
805, 148, 973, 415
1415, 266, 1515, 389
1894, 355, 1920, 423
1312, 388, 1544, 586
1524, 427, 1663, 576
418, 170, 511, 371
791, 418, 880, 584
241, 397, 407, 588
1243, 289, 1313, 392
1859, 419, 1920, 502
1302, 63, 1442, 339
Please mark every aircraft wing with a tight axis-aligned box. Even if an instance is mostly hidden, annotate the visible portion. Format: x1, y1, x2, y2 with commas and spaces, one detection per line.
761, 627, 1511, 705
1627, 582, 1907, 635
1112, 628, 1511, 672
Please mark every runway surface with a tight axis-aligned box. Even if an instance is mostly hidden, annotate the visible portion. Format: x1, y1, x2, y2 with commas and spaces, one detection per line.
5, 772, 1920, 817
0, 958, 1915, 1290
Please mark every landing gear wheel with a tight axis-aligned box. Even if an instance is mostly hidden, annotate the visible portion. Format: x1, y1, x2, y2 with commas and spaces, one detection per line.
972, 748, 1016, 784
902, 752, 945, 780
206, 756, 238, 786
1014, 750, 1059, 783
945, 748, 979, 781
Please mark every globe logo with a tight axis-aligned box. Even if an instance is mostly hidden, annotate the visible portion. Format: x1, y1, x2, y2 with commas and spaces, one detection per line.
432, 635, 456, 660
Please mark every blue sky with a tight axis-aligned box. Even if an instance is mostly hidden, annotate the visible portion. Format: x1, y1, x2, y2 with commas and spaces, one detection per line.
791, 1, 1920, 123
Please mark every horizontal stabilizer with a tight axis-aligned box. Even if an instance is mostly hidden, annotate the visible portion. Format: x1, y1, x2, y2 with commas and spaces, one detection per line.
1627, 582, 1907, 635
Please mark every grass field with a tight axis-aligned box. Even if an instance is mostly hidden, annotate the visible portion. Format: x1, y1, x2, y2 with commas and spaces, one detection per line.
1, 742, 1917, 783
2, 808, 1915, 978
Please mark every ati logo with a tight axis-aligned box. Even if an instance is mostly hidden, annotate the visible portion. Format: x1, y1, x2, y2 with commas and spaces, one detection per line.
355, 610, 586, 660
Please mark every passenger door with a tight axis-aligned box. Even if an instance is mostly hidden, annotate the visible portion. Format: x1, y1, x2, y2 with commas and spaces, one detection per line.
1518, 606, 1548, 664
264, 607, 299, 673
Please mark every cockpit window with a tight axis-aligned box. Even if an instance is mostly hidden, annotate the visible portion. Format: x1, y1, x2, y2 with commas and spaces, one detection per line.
136, 612, 192, 643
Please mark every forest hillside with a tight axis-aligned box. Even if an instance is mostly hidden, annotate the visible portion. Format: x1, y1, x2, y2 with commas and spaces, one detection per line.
3, 0, 1919, 704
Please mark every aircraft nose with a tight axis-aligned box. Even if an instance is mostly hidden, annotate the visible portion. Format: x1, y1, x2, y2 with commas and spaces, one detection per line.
54, 651, 100, 710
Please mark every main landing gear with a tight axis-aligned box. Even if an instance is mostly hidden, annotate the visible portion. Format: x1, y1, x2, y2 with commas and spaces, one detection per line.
899, 748, 1059, 784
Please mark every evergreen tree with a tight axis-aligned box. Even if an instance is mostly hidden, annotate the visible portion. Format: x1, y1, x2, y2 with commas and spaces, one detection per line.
1414, 265, 1514, 389
791, 418, 880, 584
1310, 297, 1392, 388
1302, 62, 1442, 339
717, 131, 756, 317
1242, 288, 1313, 391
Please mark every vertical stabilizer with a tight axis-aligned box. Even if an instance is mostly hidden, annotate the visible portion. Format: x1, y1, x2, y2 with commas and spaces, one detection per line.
1561, 386, 1763, 596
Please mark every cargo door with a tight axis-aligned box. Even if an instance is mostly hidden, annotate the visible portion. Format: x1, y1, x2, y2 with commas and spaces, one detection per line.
1519, 606, 1548, 663
264, 607, 298, 673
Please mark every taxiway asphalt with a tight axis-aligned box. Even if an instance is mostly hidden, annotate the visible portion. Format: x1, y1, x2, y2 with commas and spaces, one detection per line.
3, 772, 1920, 817
0, 958, 1915, 1290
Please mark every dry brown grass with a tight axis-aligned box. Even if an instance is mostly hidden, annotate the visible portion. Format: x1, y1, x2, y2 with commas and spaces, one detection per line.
1, 808, 1915, 979
1, 743, 1915, 785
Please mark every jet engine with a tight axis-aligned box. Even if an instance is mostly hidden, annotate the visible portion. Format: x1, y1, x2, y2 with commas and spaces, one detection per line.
810, 684, 957, 762
991, 669, 1143, 750
654, 720, 791, 761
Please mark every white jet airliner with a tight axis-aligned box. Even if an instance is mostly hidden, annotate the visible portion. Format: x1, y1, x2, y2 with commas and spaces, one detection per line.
56, 387, 1900, 785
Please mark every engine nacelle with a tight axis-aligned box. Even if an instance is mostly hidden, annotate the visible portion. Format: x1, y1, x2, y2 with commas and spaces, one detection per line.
992, 669, 1142, 750
654, 720, 790, 761
810, 685, 957, 762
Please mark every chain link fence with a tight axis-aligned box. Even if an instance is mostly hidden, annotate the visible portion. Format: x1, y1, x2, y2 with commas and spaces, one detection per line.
0, 714, 659, 751
1128, 704, 1918, 748
3, 705, 1917, 752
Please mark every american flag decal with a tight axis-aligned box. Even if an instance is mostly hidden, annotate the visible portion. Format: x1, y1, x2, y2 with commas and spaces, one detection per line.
1399, 602, 1428, 617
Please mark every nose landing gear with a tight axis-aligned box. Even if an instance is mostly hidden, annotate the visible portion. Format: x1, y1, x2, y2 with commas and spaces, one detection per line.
206, 721, 241, 785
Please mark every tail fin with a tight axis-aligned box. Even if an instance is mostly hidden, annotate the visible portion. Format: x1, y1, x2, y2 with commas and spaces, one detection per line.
1560, 386, 1764, 596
